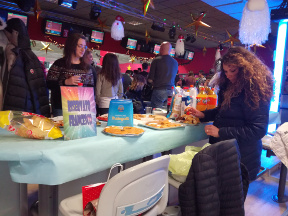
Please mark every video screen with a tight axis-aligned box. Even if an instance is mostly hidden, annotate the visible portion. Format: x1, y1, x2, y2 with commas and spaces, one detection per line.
153, 44, 160, 54
7, 13, 28, 26
91, 30, 104, 44
170, 48, 175, 57
187, 51, 195, 60
126, 38, 137, 50
45, 20, 62, 36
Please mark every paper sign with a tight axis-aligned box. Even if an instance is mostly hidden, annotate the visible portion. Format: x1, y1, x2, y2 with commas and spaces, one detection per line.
61, 87, 96, 140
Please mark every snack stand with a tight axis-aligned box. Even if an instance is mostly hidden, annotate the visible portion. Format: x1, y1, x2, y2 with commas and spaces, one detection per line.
0, 122, 208, 216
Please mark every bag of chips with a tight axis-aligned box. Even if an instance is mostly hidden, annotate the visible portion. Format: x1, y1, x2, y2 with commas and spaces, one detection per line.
0, 111, 63, 139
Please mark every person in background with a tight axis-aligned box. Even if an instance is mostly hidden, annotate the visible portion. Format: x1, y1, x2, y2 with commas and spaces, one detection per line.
125, 74, 146, 114
96, 53, 123, 115
188, 46, 274, 180
3, 18, 50, 116
83, 48, 101, 76
184, 71, 196, 87
138, 67, 142, 74
47, 33, 95, 117
148, 42, 178, 109
139, 62, 149, 78
133, 69, 139, 76
0, 17, 8, 111
176, 77, 183, 87
122, 70, 133, 93
195, 70, 206, 90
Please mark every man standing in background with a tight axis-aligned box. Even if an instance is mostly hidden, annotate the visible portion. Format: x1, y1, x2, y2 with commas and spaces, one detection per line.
148, 42, 178, 109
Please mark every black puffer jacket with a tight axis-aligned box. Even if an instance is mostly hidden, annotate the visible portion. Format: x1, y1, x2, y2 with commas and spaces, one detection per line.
179, 139, 249, 216
3, 18, 50, 117
201, 88, 269, 180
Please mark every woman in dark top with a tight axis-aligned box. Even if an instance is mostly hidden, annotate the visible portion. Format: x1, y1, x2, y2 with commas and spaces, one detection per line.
188, 46, 274, 180
47, 33, 96, 116
125, 74, 146, 114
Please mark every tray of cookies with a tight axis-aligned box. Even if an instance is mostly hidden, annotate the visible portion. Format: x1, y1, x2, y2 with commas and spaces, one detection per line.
102, 126, 145, 137
139, 119, 185, 130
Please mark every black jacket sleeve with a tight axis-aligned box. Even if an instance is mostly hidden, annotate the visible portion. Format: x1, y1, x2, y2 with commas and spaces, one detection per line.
23, 50, 50, 117
218, 101, 269, 143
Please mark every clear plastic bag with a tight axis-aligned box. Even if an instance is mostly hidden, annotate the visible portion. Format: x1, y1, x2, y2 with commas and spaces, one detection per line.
0, 111, 63, 139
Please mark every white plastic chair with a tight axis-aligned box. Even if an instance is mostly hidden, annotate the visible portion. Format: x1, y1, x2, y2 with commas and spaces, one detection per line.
59, 155, 170, 216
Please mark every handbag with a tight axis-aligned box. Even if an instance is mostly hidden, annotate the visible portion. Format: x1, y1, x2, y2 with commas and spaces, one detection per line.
82, 163, 124, 216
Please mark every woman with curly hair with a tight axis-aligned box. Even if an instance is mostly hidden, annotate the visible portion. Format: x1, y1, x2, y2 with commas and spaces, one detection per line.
189, 46, 274, 180
96, 53, 123, 115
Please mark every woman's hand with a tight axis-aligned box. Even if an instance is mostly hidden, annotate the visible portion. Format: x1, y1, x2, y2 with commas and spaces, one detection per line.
186, 107, 205, 118
65, 75, 81, 85
204, 125, 219, 138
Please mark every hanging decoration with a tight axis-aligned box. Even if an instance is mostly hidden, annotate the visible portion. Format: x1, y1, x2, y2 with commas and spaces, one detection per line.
223, 30, 240, 47
215, 48, 221, 61
95, 18, 108, 32
175, 34, 185, 57
203, 46, 207, 56
145, 29, 151, 44
142, 0, 155, 16
239, 0, 270, 46
33, 0, 42, 22
44, 36, 65, 49
127, 65, 132, 70
111, 15, 125, 41
184, 12, 211, 36
40, 42, 52, 54
126, 50, 155, 64
129, 56, 136, 64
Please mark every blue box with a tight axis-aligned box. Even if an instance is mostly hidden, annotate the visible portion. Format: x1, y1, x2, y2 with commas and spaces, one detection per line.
107, 99, 133, 126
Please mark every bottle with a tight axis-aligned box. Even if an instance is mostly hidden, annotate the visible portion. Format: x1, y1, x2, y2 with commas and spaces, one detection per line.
196, 87, 207, 111
189, 85, 197, 109
183, 87, 189, 92
207, 88, 217, 110
167, 86, 175, 115
181, 96, 189, 116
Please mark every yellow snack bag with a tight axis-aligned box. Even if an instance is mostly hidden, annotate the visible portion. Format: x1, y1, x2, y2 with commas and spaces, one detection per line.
0, 111, 63, 139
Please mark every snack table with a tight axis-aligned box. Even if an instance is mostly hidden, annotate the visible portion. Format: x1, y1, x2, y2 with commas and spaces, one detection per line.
0, 123, 208, 216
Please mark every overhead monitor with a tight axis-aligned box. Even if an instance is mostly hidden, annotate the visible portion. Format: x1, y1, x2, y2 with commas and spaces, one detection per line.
186, 51, 195, 60
126, 38, 137, 50
7, 12, 28, 26
153, 44, 160, 54
170, 48, 175, 57
91, 30, 104, 44
45, 20, 62, 36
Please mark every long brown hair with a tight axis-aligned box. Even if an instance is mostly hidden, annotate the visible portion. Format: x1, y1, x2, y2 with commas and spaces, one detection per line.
218, 46, 274, 110
130, 74, 147, 91
63, 33, 87, 70
100, 53, 121, 86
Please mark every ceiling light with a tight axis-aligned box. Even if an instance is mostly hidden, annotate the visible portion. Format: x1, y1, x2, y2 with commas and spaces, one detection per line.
90, 3, 101, 20
168, 26, 176, 39
127, 21, 143, 26
151, 22, 165, 32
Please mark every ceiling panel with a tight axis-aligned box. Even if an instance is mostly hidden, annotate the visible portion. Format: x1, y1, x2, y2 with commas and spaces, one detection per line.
0, 0, 279, 49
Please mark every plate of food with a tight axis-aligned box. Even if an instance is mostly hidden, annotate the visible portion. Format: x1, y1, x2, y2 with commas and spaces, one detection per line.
175, 114, 200, 125
97, 114, 108, 121
102, 126, 145, 137
139, 119, 185, 130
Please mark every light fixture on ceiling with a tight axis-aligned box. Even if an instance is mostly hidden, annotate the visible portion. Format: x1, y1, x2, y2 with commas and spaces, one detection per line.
168, 26, 176, 39
151, 21, 165, 32
89, 2, 101, 20
58, 0, 77, 9
190, 35, 196, 43
127, 21, 143, 26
